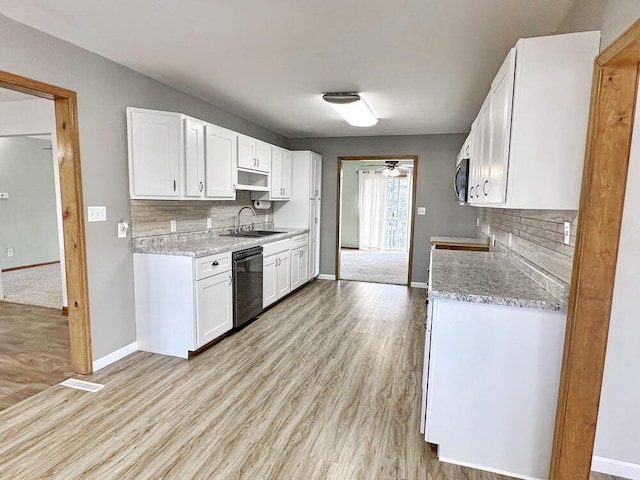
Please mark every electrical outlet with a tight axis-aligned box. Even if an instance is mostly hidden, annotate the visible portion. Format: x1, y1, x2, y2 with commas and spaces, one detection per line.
492, 234, 496, 246
508, 232, 513, 247
6, 247, 13, 257
206, 217, 212, 229
87, 206, 107, 222
476, 217, 480, 227
563, 222, 571, 245
417, 207, 426, 215
117, 221, 128, 239
170, 220, 177, 233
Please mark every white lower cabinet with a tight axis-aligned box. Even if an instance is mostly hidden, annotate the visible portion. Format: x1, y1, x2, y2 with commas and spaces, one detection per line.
196, 271, 233, 347
290, 234, 310, 291
263, 238, 294, 308
134, 251, 233, 358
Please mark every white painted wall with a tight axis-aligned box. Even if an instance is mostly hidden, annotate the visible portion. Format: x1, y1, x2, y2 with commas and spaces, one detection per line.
0, 97, 67, 307
591, 79, 640, 479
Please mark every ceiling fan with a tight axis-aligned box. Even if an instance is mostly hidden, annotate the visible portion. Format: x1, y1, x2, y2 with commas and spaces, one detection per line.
377, 160, 412, 177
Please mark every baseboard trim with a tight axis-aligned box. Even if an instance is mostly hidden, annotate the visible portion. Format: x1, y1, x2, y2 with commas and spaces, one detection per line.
92, 342, 138, 372
592, 455, 640, 479
317, 274, 336, 281
410, 282, 428, 289
2, 260, 60, 273
439, 457, 540, 480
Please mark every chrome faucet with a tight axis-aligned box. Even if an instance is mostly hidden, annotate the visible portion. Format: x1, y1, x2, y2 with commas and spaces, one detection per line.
236, 206, 257, 232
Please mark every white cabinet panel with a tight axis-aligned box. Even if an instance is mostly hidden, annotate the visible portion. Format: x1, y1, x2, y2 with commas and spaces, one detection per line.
184, 117, 205, 198
237, 134, 256, 170
196, 271, 233, 347
271, 147, 284, 199
277, 255, 291, 299
128, 108, 181, 198
263, 255, 278, 308
205, 124, 237, 199
255, 140, 271, 173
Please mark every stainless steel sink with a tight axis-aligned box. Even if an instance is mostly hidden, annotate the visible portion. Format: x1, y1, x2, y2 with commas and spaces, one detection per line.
220, 230, 286, 238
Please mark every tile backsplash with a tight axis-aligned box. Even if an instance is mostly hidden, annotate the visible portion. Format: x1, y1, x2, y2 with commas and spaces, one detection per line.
131, 191, 273, 237
479, 208, 577, 285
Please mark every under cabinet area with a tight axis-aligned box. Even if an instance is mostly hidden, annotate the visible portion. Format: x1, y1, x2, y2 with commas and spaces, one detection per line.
133, 251, 233, 358
466, 31, 600, 209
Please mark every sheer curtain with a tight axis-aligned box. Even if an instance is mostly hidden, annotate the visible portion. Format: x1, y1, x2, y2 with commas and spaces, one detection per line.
358, 171, 389, 250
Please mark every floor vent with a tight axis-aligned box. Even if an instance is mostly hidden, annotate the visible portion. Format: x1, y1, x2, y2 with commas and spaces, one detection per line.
59, 378, 105, 392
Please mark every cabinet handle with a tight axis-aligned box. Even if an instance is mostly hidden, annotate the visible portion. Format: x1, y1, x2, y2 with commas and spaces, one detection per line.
257, 158, 260, 167
469, 186, 474, 199
173, 180, 177, 191
212, 261, 219, 266
228, 275, 232, 286
199, 181, 204, 192
315, 217, 318, 224
233, 184, 236, 193
476, 184, 480, 198
483, 180, 489, 196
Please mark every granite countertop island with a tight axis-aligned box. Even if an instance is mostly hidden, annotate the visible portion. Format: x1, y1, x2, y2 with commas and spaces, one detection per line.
132, 227, 309, 258
429, 250, 564, 311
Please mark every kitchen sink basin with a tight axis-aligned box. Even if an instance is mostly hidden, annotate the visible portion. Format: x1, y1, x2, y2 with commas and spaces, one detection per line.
221, 230, 286, 238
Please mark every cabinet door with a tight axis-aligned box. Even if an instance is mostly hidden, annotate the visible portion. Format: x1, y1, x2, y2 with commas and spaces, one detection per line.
281, 149, 292, 199
313, 153, 322, 199
299, 245, 309, 284
255, 140, 271, 173
184, 117, 205, 198
487, 48, 516, 204
128, 108, 181, 197
196, 271, 233, 347
290, 249, 301, 291
277, 255, 291, 299
477, 95, 492, 204
309, 199, 321, 278
263, 255, 278, 308
468, 115, 481, 204
237, 135, 256, 170
205, 124, 237, 199
271, 147, 284, 199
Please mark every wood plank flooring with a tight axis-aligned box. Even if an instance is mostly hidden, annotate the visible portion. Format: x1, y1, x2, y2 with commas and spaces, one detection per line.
0, 301, 71, 410
0, 280, 627, 479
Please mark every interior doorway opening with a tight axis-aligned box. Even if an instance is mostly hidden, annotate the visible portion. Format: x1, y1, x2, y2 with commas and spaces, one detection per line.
336, 156, 418, 286
0, 70, 92, 377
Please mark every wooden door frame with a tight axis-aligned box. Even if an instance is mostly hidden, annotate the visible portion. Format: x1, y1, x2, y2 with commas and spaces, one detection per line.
550, 19, 640, 478
335, 155, 418, 285
0, 70, 93, 374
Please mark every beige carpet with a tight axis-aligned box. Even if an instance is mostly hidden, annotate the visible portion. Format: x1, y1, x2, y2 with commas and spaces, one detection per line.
340, 249, 409, 285
1, 263, 63, 310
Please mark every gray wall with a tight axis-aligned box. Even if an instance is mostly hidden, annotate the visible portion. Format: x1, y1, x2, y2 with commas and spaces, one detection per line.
340, 161, 361, 248
0, 15, 286, 360
288, 134, 479, 283
0, 137, 59, 269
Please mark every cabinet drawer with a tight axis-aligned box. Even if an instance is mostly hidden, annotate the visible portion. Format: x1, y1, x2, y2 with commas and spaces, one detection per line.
291, 234, 309, 249
196, 252, 231, 280
263, 238, 292, 257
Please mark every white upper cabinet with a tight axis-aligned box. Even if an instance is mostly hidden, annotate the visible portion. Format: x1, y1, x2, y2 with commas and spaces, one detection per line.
184, 116, 205, 198
127, 108, 182, 198
204, 124, 237, 199
310, 152, 322, 199
237, 134, 270, 173
269, 147, 292, 200
467, 31, 600, 209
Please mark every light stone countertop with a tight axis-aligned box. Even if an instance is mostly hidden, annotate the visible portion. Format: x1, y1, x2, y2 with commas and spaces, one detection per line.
429, 250, 565, 311
132, 227, 309, 258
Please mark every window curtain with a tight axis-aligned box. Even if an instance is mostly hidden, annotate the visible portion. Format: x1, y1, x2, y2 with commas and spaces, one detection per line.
358, 171, 389, 250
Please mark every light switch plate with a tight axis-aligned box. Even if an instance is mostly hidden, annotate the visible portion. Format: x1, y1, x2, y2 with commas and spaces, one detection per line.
87, 206, 107, 222
563, 222, 571, 245
417, 207, 426, 215
117, 221, 128, 239
170, 220, 177, 233
206, 217, 212, 229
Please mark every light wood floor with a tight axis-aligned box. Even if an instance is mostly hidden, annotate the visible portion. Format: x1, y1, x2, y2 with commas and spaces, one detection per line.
0, 280, 626, 479
0, 301, 71, 410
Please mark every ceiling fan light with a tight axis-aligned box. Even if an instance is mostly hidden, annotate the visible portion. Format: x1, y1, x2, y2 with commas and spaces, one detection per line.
323, 93, 378, 127
389, 168, 400, 177
382, 168, 390, 177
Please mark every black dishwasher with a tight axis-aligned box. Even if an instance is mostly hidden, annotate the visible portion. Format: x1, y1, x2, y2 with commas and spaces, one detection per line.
232, 246, 263, 328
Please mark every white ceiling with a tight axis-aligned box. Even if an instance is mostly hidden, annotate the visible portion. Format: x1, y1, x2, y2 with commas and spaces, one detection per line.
0, 1, 577, 138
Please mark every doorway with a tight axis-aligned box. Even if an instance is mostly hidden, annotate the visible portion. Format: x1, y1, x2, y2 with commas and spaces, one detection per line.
336, 156, 417, 286
0, 70, 92, 377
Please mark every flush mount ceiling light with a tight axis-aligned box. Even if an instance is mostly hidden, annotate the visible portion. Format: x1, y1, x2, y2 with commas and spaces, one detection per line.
322, 93, 378, 127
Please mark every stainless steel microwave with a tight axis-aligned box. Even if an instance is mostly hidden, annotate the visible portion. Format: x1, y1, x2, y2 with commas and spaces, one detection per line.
454, 157, 469, 203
